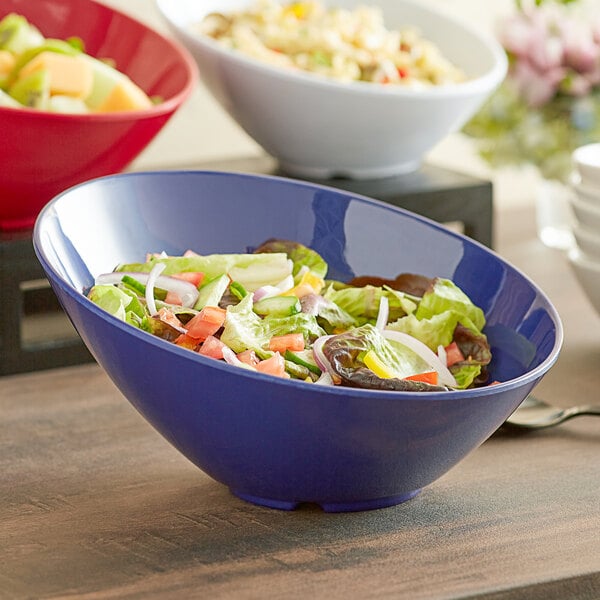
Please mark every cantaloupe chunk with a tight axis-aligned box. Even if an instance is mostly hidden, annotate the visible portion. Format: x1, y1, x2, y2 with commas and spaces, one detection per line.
0, 49, 16, 75
95, 78, 153, 112
18, 50, 93, 99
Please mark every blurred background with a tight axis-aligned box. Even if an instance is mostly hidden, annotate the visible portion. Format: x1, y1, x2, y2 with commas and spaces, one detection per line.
106, 0, 534, 210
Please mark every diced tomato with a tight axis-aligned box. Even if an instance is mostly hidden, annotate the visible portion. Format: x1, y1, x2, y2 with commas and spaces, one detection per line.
157, 307, 184, 330
174, 333, 199, 350
164, 291, 183, 305
255, 352, 289, 378
237, 349, 259, 367
268, 333, 305, 353
404, 371, 439, 385
186, 306, 227, 341
171, 271, 204, 287
198, 335, 227, 359
444, 341, 465, 367
397, 67, 409, 79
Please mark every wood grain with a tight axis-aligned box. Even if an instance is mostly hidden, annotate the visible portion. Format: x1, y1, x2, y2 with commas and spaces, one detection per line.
1, 199, 599, 600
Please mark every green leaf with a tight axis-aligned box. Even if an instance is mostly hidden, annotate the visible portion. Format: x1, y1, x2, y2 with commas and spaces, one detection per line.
322, 284, 410, 325
252, 239, 328, 280
220, 294, 270, 355
87, 284, 140, 322
386, 312, 461, 351
415, 278, 486, 332
262, 312, 325, 343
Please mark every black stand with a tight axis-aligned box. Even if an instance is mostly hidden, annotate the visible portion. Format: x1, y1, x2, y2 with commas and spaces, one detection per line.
190, 155, 494, 247
0, 230, 93, 376
279, 163, 494, 247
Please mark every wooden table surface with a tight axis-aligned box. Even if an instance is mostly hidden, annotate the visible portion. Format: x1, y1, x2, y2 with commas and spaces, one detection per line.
1, 193, 599, 600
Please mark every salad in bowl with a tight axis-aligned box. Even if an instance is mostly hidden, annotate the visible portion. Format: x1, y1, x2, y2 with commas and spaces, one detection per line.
88, 239, 491, 392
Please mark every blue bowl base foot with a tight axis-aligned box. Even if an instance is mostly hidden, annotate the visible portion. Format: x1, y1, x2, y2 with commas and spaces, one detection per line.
231, 488, 421, 512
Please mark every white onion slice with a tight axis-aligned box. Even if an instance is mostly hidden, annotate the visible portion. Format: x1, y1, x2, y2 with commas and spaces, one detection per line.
95, 271, 199, 308
314, 371, 334, 386
253, 285, 280, 302
145, 263, 166, 316
311, 335, 335, 376
382, 329, 457, 387
252, 273, 295, 302
275, 273, 295, 293
375, 295, 389, 330
437, 344, 447, 366
222, 346, 257, 371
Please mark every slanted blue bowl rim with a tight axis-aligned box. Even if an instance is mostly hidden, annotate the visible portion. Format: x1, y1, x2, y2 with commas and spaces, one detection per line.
33, 169, 564, 401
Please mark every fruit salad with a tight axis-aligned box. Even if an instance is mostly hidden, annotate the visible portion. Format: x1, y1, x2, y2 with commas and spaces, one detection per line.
0, 13, 155, 113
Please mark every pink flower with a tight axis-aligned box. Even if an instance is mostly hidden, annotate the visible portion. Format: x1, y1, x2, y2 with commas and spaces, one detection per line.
498, 13, 539, 56
511, 59, 565, 107
561, 22, 600, 74
498, 2, 600, 106
585, 64, 600, 86
528, 34, 564, 72
563, 73, 594, 97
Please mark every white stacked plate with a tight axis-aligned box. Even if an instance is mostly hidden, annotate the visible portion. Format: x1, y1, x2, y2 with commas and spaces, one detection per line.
568, 144, 600, 315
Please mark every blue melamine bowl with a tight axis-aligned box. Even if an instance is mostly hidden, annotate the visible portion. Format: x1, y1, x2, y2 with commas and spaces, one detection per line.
34, 171, 562, 512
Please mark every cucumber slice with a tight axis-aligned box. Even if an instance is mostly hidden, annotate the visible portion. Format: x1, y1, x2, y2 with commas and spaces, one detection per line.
194, 274, 229, 310
229, 280, 248, 300
284, 349, 322, 375
253, 295, 301, 317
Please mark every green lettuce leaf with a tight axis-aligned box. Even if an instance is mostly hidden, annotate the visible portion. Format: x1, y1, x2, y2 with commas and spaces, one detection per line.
220, 294, 269, 354
220, 293, 325, 356
451, 365, 482, 389
262, 312, 325, 343
415, 278, 486, 331
252, 239, 328, 279
322, 284, 410, 325
300, 294, 357, 334
87, 284, 141, 322
387, 311, 467, 351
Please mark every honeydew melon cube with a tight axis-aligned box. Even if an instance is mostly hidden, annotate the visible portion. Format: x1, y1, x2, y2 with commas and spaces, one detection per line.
47, 94, 89, 113
81, 54, 152, 112
0, 86, 22, 107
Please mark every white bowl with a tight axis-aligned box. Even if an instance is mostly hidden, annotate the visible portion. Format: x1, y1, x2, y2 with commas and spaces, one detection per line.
573, 143, 600, 188
156, 0, 507, 179
574, 181, 600, 207
573, 224, 600, 261
568, 247, 600, 316
570, 195, 600, 233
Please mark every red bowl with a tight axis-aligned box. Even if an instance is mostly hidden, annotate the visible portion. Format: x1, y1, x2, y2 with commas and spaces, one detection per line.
0, 0, 197, 231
